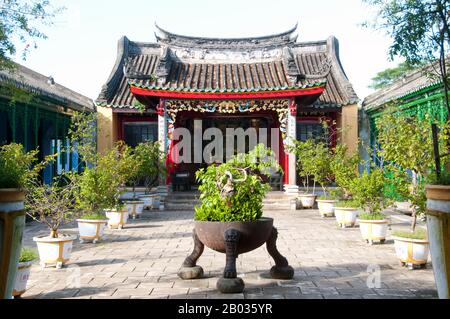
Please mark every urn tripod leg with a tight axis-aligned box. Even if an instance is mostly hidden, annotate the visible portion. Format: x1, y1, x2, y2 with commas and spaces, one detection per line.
266, 227, 294, 280
217, 229, 245, 294
178, 229, 204, 280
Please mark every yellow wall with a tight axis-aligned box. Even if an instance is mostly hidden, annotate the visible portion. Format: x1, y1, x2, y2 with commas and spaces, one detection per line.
97, 106, 118, 154
339, 104, 359, 154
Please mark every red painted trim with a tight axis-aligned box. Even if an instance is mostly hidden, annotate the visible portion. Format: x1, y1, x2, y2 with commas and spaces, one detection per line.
130, 86, 325, 100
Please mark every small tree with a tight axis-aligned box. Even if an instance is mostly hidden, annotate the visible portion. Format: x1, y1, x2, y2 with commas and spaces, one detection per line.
26, 175, 78, 238
286, 139, 316, 193
0, 0, 64, 70
130, 142, 165, 195
72, 143, 134, 217
330, 144, 361, 199
350, 167, 391, 219
376, 109, 448, 231
310, 142, 334, 196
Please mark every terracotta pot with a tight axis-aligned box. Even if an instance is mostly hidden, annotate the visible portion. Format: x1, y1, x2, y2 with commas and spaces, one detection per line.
335, 207, 358, 228
77, 219, 108, 243
358, 219, 388, 245
195, 218, 274, 254
13, 261, 33, 298
425, 185, 450, 299
298, 194, 317, 209
317, 200, 337, 217
0, 188, 26, 299
393, 236, 429, 269
33, 234, 76, 269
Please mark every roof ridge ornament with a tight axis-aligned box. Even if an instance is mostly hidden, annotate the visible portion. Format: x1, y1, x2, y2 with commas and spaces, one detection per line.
304, 56, 333, 80
282, 47, 300, 84
153, 23, 299, 49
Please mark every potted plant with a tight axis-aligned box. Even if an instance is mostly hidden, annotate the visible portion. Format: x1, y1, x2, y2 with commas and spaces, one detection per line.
12, 247, 37, 298
329, 144, 361, 226
99, 145, 130, 229
178, 144, 294, 294
71, 168, 111, 243
334, 200, 359, 228
287, 139, 317, 208
375, 111, 435, 269
313, 142, 336, 217
26, 176, 78, 269
135, 142, 165, 211
0, 143, 48, 299
351, 168, 390, 245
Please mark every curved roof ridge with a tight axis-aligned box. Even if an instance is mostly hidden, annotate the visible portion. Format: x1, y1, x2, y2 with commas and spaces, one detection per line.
154, 22, 298, 42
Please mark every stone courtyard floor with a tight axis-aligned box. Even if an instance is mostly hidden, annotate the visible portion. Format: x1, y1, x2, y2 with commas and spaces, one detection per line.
21, 209, 438, 299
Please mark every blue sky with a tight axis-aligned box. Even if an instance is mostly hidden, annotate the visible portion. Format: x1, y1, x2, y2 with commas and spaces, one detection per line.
13, 0, 401, 100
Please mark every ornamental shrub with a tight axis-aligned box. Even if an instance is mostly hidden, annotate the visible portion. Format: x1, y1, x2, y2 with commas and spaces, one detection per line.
194, 144, 281, 222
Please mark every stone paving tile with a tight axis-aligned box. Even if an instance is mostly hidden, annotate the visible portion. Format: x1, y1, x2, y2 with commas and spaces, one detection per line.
20, 209, 438, 299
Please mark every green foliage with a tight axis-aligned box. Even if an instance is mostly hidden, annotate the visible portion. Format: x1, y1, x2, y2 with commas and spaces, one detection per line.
350, 168, 391, 215
363, 0, 450, 65
375, 111, 441, 176
80, 212, 107, 220
130, 142, 165, 192
194, 144, 281, 222
133, 101, 147, 114
0, 0, 64, 70
392, 228, 428, 240
330, 144, 360, 198
376, 110, 448, 227
369, 62, 422, 90
72, 144, 128, 214
359, 212, 387, 220
335, 200, 360, 208
68, 111, 97, 166
0, 143, 52, 189
19, 247, 37, 263
287, 139, 333, 194
25, 175, 79, 237
429, 170, 450, 185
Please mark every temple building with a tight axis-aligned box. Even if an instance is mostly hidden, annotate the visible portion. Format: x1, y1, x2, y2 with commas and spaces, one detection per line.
96, 25, 359, 193
0, 63, 94, 183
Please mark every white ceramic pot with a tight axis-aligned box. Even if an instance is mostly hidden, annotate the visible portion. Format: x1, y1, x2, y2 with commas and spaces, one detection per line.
335, 207, 358, 228
298, 194, 317, 209
425, 185, 450, 299
138, 194, 157, 210
33, 234, 76, 269
105, 209, 129, 229
317, 200, 337, 217
77, 219, 108, 243
12, 261, 33, 298
125, 201, 145, 219
393, 237, 429, 269
358, 219, 388, 245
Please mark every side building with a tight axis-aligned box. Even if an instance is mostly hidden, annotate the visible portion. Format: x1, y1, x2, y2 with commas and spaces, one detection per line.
0, 63, 95, 183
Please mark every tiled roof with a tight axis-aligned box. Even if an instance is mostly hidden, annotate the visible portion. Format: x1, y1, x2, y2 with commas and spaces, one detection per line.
362, 59, 448, 111
0, 63, 94, 111
295, 50, 358, 107
96, 26, 358, 109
